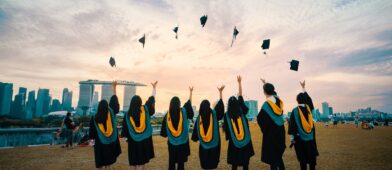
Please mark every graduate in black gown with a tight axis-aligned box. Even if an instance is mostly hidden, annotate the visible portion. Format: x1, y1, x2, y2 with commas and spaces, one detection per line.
288, 81, 319, 170
121, 81, 158, 170
223, 76, 255, 170
191, 85, 225, 170
257, 78, 286, 170
160, 86, 195, 170
89, 81, 121, 169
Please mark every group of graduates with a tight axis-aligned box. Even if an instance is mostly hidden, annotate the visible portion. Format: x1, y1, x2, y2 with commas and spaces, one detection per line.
88, 76, 319, 170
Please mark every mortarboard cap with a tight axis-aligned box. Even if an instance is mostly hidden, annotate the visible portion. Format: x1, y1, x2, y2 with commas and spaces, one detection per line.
231, 26, 239, 47
139, 34, 145, 48
290, 59, 299, 71
109, 56, 116, 67
173, 26, 178, 39
200, 15, 208, 27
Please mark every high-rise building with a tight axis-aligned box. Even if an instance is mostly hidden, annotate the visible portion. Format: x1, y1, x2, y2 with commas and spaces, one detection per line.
322, 102, 330, 118
329, 107, 334, 116
77, 84, 95, 116
26, 90, 35, 120
101, 84, 113, 102
245, 100, 258, 120
18, 87, 27, 106
62, 88, 73, 111
91, 91, 99, 112
35, 89, 50, 117
11, 94, 24, 118
51, 99, 62, 112
0, 82, 13, 116
123, 86, 136, 111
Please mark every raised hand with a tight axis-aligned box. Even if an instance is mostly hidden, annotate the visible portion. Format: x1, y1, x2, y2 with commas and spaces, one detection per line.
300, 80, 306, 89
189, 86, 194, 92
189, 86, 194, 102
260, 78, 266, 84
217, 85, 225, 92
237, 75, 242, 96
151, 81, 158, 89
237, 75, 242, 83
112, 80, 118, 95
218, 85, 225, 99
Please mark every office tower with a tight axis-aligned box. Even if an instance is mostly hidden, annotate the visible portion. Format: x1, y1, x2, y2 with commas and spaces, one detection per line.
77, 84, 94, 116
26, 90, 36, 120
329, 106, 334, 116
245, 100, 258, 120
62, 88, 73, 111
123, 86, 136, 111
11, 94, 24, 118
35, 89, 50, 117
322, 102, 330, 118
0, 82, 13, 115
18, 87, 27, 106
51, 99, 62, 112
101, 84, 113, 102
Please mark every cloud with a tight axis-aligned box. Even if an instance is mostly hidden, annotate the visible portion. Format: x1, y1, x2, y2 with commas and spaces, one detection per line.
0, 0, 392, 113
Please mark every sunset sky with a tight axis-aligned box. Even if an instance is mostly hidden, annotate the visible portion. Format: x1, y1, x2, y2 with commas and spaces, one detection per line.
0, 0, 391, 113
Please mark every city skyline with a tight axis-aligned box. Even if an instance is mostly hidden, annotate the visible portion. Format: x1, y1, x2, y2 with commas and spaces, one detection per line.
0, 1, 391, 113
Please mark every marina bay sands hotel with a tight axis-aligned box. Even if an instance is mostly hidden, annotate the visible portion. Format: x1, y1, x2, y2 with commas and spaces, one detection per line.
76, 80, 146, 115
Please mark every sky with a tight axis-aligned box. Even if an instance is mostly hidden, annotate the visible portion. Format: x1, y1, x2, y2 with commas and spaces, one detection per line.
0, 0, 391, 113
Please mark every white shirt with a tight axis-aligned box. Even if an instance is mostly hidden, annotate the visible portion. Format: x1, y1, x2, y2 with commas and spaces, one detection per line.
266, 95, 276, 103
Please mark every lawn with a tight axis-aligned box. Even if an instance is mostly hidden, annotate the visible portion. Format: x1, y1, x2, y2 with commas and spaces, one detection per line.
0, 123, 391, 170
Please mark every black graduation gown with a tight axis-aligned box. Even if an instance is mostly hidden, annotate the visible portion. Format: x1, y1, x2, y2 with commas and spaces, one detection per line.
89, 95, 122, 168
288, 92, 319, 165
191, 99, 224, 169
223, 96, 255, 166
121, 96, 155, 165
160, 100, 194, 163
257, 97, 286, 165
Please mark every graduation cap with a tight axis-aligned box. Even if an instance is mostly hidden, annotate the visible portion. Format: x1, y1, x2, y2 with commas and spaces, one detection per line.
289, 59, 299, 71
109, 56, 116, 67
173, 26, 179, 39
200, 15, 208, 27
231, 26, 239, 47
139, 34, 145, 48
261, 39, 270, 54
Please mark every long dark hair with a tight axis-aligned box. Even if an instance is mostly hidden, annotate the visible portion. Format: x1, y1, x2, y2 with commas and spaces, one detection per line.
169, 96, 181, 124
128, 95, 142, 124
199, 100, 212, 127
296, 93, 306, 104
95, 100, 109, 126
227, 96, 241, 119
263, 83, 277, 96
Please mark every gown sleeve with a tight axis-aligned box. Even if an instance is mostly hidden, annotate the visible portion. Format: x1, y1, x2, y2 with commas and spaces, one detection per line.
257, 109, 270, 134
238, 96, 249, 115
89, 116, 96, 140
109, 95, 120, 114
223, 114, 230, 140
145, 96, 156, 116
288, 109, 298, 135
214, 99, 224, 120
183, 100, 194, 120
121, 115, 129, 138
160, 115, 168, 137
191, 123, 198, 142
303, 92, 314, 111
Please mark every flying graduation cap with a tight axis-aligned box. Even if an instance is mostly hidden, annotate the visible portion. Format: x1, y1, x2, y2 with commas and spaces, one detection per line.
109, 56, 116, 67
139, 34, 145, 48
261, 39, 270, 54
231, 26, 239, 47
289, 59, 299, 71
173, 26, 179, 39
200, 15, 208, 27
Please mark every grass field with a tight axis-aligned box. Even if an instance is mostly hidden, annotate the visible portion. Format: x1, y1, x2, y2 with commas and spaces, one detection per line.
0, 123, 391, 170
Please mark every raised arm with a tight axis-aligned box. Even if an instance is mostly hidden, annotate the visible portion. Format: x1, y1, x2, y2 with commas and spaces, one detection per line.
237, 76, 242, 96
189, 86, 194, 102
112, 80, 117, 95
300, 80, 314, 111
215, 85, 225, 120
145, 81, 158, 115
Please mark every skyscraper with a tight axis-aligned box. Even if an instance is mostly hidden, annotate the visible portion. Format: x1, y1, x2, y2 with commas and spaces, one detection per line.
322, 102, 330, 118
245, 100, 258, 120
35, 89, 50, 117
0, 82, 13, 116
77, 84, 94, 116
62, 88, 73, 111
101, 84, 113, 102
123, 86, 136, 111
18, 87, 27, 106
11, 94, 24, 118
26, 90, 35, 120
51, 99, 62, 112
329, 106, 334, 116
